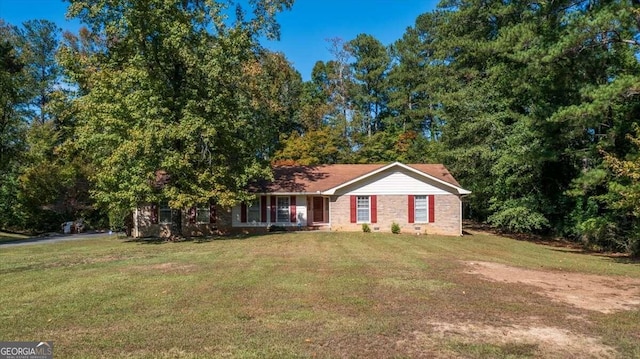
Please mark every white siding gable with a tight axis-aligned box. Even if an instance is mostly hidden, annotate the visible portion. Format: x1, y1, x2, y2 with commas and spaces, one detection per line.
338, 169, 452, 196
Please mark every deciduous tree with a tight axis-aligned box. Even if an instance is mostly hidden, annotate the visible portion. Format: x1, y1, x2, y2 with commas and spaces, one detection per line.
66, 0, 293, 234
0, 21, 27, 229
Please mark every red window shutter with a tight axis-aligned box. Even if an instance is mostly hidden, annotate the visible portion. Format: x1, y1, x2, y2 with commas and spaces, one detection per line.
350, 195, 356, 223
240, 203, 247, 223
270, 196, 276, 222
428, 195, 435, 223
151, 203, 158, 224
209, 201, 216, 223
189, 207, 197, 224
290, 196, 297, 222
408, 195, 415, 224
371, 195, 377, 223
260, 196, 267, 222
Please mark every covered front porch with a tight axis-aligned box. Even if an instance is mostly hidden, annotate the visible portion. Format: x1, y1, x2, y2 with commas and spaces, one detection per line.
230, 194, 330, 231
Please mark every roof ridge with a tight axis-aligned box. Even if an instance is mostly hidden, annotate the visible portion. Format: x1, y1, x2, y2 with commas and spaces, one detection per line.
271, 163, 445, 167
257, 162, 465, 193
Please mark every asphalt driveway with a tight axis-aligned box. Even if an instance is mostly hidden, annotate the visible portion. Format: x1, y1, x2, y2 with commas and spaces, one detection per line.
0, 232, 118, 247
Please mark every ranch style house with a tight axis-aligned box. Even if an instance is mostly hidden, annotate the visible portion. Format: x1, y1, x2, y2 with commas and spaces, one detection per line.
131, 162, 471, 237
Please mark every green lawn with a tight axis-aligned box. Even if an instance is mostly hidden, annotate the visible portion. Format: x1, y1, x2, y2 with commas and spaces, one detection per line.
0, 231, 638, 358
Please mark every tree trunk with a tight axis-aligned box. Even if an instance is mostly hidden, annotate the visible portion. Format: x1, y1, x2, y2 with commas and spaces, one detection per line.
170, 209, 183, 240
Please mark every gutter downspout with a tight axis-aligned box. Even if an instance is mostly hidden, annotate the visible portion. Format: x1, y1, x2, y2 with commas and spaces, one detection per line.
460, 195, 463, 236
459, 193, 470, 236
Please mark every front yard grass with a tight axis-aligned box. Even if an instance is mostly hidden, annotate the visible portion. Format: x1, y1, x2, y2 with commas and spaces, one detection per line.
0, 231, 638, 358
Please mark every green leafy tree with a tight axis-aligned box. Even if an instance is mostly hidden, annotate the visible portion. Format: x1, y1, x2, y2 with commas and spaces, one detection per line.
348, 33, 390, 138
422, 0, 640, 239
388, 14, 438, 136
242, 51, 304, 157
65, 0, 293, 235
273, 126, 347, 165
11, 19, 84, 231
17, 20, 62, 125
315, 39, 356, 147
427, 0, 524, 223
58, 26, 106, 95
272, 66, 352, 165
17, 121, 95, 230
0, 21, 27, 229
0, 18, 98, 232
602, 126, 640, 256
556, 2, 640, 250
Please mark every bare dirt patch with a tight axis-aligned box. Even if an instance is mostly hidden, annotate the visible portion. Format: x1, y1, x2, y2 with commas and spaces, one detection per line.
128, 262, 198, 273
425, 321, 617, 358
465, 261, 640, 313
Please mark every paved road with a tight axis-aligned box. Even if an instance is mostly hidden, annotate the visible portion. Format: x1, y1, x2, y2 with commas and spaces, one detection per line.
0, 231, 120, 247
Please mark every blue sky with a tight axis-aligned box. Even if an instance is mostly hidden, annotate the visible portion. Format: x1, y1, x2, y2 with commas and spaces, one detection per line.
0, 0, 438, 80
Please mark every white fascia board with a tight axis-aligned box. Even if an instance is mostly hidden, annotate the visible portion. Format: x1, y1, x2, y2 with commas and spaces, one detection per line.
255, 192, 319, 196
323, 162, 472, 195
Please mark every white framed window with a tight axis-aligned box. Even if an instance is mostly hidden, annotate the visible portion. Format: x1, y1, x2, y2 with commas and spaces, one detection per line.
357, 196, 370, 223
276, 196, 290, 222
196, 206, 210, 224
159, 202, 173, 224
414, 195, 428, 223
247, 200, 261, 223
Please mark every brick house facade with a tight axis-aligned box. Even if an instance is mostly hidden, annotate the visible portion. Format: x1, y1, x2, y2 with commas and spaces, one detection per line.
329, 194, 462, 235
131, 162, 470, 237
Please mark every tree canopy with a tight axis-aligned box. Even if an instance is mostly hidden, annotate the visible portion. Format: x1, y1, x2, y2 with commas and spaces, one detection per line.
64, 0, 296, 234
273, 0, 640, 255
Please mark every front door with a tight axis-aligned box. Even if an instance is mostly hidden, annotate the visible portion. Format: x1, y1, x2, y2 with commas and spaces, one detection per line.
313, 197, 324, 223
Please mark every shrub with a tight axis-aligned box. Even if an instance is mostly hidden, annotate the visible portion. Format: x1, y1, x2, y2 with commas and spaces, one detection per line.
268, 225, 287, 232
487, 201, 550, 233
391, 222, 400, 234
362, 223, 371, 233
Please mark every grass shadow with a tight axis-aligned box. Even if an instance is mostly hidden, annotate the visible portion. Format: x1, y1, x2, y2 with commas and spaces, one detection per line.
194, 231, 306, 242
122, 231, 297, 245
464, 221, 580, 249
610, 256, 640, 264
586, 248, 640, 264
549, 247, 640, 265
122, 237, 169, 245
